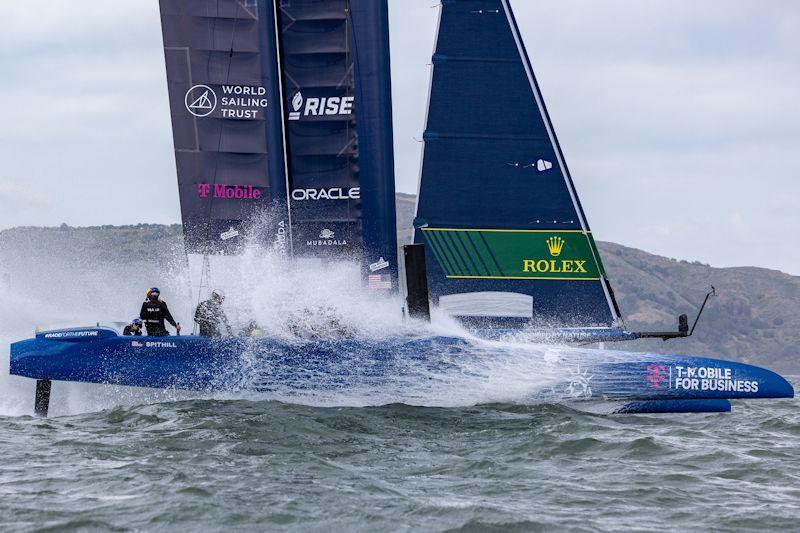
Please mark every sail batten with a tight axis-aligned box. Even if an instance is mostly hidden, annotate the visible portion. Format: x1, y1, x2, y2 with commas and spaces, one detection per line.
423, 133, 550, 141
432, 55, 518, 64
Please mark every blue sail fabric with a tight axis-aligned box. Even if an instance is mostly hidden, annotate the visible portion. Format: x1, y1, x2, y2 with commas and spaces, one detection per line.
159, 0, 289, 254
414, 0, 621, 327
276, 0, 398, 289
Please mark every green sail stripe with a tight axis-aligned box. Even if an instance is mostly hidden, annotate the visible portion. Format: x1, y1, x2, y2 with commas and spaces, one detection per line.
440, 231, 471, 275
586, 233, 607, 277
425, 231, 458, 276
477, 231, 506, 276
436, 234, 461, 275
422, 231, 449, 270
453, 231, 487, 276
464, 231, 500, 276
423, 232, 452, 275
458, 231, 493, 276
425, 228, 603, 280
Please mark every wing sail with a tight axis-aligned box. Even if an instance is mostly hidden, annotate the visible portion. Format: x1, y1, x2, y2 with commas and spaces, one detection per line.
414, 0, 621, 326
159, 0, 290, 255
276, 0, 398, 288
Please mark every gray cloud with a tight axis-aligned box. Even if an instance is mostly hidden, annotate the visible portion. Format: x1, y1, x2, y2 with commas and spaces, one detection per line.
0, 1, 797, 274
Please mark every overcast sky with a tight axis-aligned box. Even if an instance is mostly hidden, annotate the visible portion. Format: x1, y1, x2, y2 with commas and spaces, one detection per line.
0, 1, 797, 274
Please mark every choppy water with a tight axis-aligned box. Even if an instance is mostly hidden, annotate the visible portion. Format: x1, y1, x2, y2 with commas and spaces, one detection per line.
1, 246, 798, 531
1, 394, 798, 532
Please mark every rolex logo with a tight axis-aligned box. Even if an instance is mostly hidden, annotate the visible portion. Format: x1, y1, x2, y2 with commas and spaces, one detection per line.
522, 235, 589, 275
546, 236, 565, 257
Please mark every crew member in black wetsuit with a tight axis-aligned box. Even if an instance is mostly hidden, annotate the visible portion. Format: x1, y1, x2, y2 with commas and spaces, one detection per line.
139, 287, 180, 337
194, 289, 232, 337
122, 317, 143, 336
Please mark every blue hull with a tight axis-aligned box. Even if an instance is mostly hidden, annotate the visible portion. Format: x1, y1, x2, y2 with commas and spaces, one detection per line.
10, 328, 794, 407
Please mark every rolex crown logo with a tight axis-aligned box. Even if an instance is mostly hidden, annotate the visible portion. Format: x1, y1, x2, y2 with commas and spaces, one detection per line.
546, 236, 565, 257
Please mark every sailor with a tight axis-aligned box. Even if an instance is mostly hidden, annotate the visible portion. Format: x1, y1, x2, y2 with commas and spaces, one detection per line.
194, 289, 233, 338
139, 287, 180, 337
122, 317, 143, 336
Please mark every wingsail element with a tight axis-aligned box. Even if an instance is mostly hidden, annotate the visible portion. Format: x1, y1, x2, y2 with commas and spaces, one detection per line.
160, 0, 399, 290
276, 0, 398, 288
414, 0, 621, 326
159, 0, 289, 254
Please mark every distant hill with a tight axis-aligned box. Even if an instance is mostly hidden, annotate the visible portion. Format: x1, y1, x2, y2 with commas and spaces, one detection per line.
1, 196, 797, 373
396, 193, 416, 245
595, 242, 799, 373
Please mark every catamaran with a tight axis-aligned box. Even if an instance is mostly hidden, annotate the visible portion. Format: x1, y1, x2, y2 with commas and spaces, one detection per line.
10, 0, 793, 415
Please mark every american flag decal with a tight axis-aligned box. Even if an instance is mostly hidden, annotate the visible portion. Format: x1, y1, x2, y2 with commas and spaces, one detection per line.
368, 274, 392, 290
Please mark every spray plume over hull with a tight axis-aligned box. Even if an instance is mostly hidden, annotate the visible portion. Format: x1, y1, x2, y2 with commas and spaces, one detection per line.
3, 228, 794, 416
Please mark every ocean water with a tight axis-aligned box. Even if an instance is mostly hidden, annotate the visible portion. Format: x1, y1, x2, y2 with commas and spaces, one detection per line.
1, 248, 798, 531
1, 396, 798, 532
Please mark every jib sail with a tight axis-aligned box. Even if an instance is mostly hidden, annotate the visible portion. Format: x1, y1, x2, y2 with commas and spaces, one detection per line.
414, 0, 622, 327
159, 0, 289, 255
275, 0, 398, 289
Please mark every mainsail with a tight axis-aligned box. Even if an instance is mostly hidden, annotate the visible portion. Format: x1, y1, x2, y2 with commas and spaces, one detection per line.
159, 0, 290, 255
276, 0, 398, 288
414, 0, 622, 327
